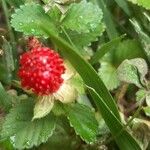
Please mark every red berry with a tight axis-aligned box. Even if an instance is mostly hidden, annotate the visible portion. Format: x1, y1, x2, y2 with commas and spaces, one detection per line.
18, 44, 65, 95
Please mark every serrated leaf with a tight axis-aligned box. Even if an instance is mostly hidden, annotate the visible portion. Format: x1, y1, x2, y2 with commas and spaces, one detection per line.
1, 100, 56, 149
11, 3, 58, 37
33, 96, 54, 120
128, 0, 150, 10
61, 22, 105, 49
117, 58, 147, 87
66, 103, 98, 143
62, 0, 103, 33
98, 62, 120, 90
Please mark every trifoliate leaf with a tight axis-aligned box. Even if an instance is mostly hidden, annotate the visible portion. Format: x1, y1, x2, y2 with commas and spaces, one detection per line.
143, 106, 150, 117
33, 96, 54, 120
61, 0, 103, 33
98, 62, 120, 90
128, 0, 150, 10
117, 58, 148, 87
11, 3, 58, 37
66, 103, 98, 143
1, 100, 56, 149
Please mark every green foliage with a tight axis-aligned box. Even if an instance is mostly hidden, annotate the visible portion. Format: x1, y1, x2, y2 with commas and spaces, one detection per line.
61, 23, 105, 49
117, 58, 148, 87
0, 38, 14, 84
128, 0, 150, 10
143, 106, 150, 117
61, 0, 103, 33
1, 100, 56, 149
98, 62, 120, 90
66, 103, 98, 143
2, 0, 150, 149
0, 82, 12, 111
33, 96, 54, 120
43, 26, 141, 149
87, 86, 141, 150
90, 35, 125, 65
130, 19, 150, 62
11, 3, 58, 37
112, 39, 146, 66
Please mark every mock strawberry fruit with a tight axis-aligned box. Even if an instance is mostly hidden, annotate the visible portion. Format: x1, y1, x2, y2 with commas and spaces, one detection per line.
18, 38, 65, 95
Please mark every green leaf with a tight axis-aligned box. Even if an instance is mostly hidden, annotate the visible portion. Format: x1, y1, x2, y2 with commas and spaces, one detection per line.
98, 62, 120, 90
90, 35, 125, 64
70, 74, 85, 94
0, 38, 14, 84
128, 0, 150, 10
0, 82, 12, 111
117, 58, 147, 87
33, 96, 54, 120
87, 86, 141, 150
43, 27, 120, 119
113, 0, 131, 15
42, 26, 141, 149
97, 0, 118, 39
146, 94, 150, 106
61, 0, 103, 33
131, 118, 150, 150
11, 6, 141, 148
1, 100, 56, 149
61, 22, 105, 49
11, 3, 58, 37
66, 103, 98, 143
130, 19, 150, 62
113, 39, 146, 66
2, 37, 14, 72
136, 89, 147, 102
143, 106, 150, 117
6, 0, 25, 7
